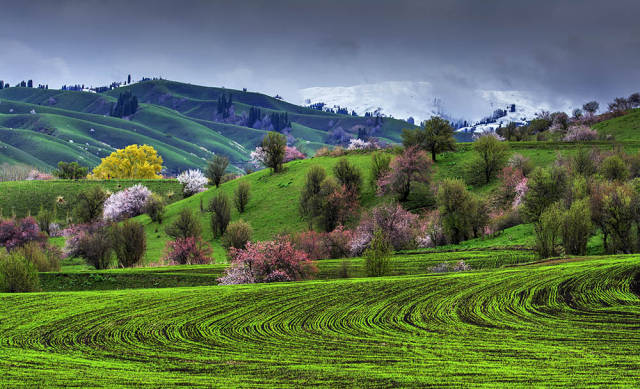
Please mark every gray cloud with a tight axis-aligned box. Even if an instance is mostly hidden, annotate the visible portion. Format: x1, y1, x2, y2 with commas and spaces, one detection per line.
0, 0, 638, 116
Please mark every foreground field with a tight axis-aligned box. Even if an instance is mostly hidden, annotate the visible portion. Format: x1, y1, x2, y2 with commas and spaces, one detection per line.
1, 256, 639, 387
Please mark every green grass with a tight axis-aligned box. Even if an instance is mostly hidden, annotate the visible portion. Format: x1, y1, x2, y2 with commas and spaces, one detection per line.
0, 179, 184, 219
593, 108, 640, 141
1, 255, 639, 386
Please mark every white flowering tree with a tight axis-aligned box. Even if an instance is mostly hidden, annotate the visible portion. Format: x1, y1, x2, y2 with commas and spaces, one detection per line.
177, 169, 208, 197
103, 184, 152, 221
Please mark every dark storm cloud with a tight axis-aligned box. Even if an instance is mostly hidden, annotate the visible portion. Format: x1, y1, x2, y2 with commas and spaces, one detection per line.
0, 0, 639, 115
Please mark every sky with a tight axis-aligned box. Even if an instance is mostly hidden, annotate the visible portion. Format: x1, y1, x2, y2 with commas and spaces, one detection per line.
1, 0, 639, 119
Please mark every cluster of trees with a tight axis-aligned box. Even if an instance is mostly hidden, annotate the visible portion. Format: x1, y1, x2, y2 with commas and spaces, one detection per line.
110, 91, 139, 118
217, 94, 233, 119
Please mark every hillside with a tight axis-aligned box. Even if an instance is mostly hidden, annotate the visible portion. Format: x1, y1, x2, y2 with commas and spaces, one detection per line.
0, 80, 416, 174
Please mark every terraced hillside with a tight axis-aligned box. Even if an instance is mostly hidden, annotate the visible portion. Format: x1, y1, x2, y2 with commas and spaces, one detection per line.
0, 80, 415, 173
1, 256, 639, 386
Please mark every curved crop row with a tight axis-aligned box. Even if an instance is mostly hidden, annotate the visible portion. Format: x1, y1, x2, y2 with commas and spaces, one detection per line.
1, 256, 639, 387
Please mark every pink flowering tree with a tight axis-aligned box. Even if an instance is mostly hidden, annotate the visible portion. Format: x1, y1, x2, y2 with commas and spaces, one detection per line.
377, 146, 432, 201
162, 237, 213, 265
563, 125, 598, 142
284, 146, 306, 162
0, 217, 47, 252
177, 169, 208, 197
350, 203, 419, 256
218, 239, 317, 285
103, 184, 152, 221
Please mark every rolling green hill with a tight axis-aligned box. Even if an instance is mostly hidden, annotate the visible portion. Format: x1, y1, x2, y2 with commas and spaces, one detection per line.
0, 80, 415, 174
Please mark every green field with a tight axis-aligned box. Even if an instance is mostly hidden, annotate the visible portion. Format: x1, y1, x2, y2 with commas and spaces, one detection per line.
1, 255, 639, 386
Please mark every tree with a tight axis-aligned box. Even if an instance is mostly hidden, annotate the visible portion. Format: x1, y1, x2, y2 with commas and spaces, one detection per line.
522, 166, 568, 222
318, 177, 358, 232
401, 116, 456, 162
299, 166, 327, 229
364, 229, 392, 277
75, 186, 107, 223
333, 158, 362, 196
165, 208, 202, 240
583, 101, 599, 115
110, 220, 146, 267
53, 161, 88, 179
221, 220, 252, 250
90, 144, 163, 179
600, 155, 629, 181
437, 179, 474, 244
205, 155, 229, 188
110, 91, 139, 118
470, 135, 510, 185
534, 203, 564, 258
561, 198, 592, 255
629, 92, 640, 108
497, 122, 518, 141
234, 181, 251, 213
369, 151, 391, 189
261, 132, 286, 173
209, 193, 231, 238
377, 146, 432, 201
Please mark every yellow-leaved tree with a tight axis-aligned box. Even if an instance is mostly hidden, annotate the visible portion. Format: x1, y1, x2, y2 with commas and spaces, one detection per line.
90, 144, 164, 179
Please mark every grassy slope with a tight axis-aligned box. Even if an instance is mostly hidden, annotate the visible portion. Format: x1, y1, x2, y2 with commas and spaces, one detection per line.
593, 108, 640, 141
2, 256, 639, 386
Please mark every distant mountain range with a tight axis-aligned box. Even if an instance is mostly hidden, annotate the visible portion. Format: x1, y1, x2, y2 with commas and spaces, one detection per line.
0, 80, 414, 173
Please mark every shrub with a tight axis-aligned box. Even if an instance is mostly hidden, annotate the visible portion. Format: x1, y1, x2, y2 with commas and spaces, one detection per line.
600, 155, 629, 181
36, 206, 56, 235
209, 193, 231, 238
416, 210, 446, 248
103, 184, 152, 221
347, 138, 379, 151
364, 230, 392, 277
234, 181, 251, 213
0, 252, 41, 292
437, 179, 474, 244
75, 229, 113, 269
333, 158, 362, 196
350, 203, 418, 255
299, 166, 327, 229
144, 194, 166, 224
508, 154, 533, 176
16, 242, 62, 272
319, 177, 358, 232
177, 169, 208, 197
563, 125, 598, 141
205, 155, 229, 188
291, 226, 354, 260
497, 166, 526, 208
165, 208, 202, 240
221, 220, 252, 250
62, 222, 107, 258
284, 146, 305, 162
561, 198, 592, 255
369, 151, 391, 189
491, 209, 523, 233
571, 148, 599, 177
111, 220, 146, 267
218, 239, 316, 284
522, 166, 568, 222
163, 237, 213, 265
0, 217, 47, 252
75, 185, 108, 223
377, 146, 432, 201
53, 161, 88, 179
534, 203, 564, 258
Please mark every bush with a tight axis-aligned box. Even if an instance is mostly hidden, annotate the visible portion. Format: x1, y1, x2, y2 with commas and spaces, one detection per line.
165, 208, 202, 240
0, 252, 41, 292
209, 193, 231, 238
534, 203, 564, 258
16, 242, 62, 272
508, 154, 533, 176
364, 230, 392, 277
600, 155, 629, 181
221, 220, 252, 250
563, 125, 598, 141
491, 209, 523, 233
561, 198, 592, 255
0, 217, 47, 251
75, 185, 108, 223
103, 184, 152, 221
319, 177, 358, 232
111, 220, 146, 267
36, 206, 56, 236
333, 158, 362, 196
378, 146, 432, 201
437, 179, 474, 244
177, 169, 208, 197
234, 181, 251, 213
144, 194, 166, 224
299, 166, 327, 229
350, 203, 418, 255
522, 166, 568, 222
75, 229, 113, 269
163, 237, 213, 265
218, 239, 316, 284
369, 151, 391, 189
468, 134, 510, 185
571, 148, 598, 177
205, 155, 229, 188
284, 146, 305, 162
54, 161, 88, 179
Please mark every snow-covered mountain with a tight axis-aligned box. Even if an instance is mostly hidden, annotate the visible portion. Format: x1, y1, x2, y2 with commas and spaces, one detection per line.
297, 81, 573, 128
